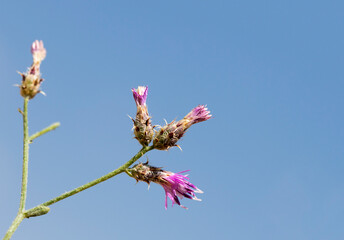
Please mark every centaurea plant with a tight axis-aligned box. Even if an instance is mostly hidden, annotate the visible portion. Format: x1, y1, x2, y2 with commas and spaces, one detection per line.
3, 41, 212, 240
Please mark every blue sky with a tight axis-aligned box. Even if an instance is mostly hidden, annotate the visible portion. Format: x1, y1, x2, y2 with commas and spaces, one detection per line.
0, 1, 343, 239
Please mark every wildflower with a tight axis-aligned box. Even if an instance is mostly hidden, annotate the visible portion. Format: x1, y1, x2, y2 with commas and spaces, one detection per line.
131, 86, 154, 146
31, 40, 46, 64
153, 105, 211, 150
183, 105, 212, 129
18, 40, 47, 99
132, 86, 148, 106
128, 162, 203, 209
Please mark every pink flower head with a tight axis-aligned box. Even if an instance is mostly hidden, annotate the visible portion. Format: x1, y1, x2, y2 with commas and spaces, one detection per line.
129, 163, 203, 209
132, 86, 148, 106
159, 170, 203, 209
31, 40, 46, 63
131, 86, 153, 146
18, 40, 47, 99
185, 105, 212, 125
153, 105, 212, 150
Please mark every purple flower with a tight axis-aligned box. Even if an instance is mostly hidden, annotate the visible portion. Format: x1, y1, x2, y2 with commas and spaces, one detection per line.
159, 170, 203, 209
18, 40, 47, 99
31, 40, 46, 64
129, 163, 203, 209
184, 105, 212, 125
131, 86, 154, 146
132, 86, 148, 106
153, 105, 212, 150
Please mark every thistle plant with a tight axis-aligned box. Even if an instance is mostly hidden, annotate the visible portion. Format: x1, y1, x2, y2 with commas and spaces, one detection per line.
3, 41, 212, 240
127, 162, 203, 209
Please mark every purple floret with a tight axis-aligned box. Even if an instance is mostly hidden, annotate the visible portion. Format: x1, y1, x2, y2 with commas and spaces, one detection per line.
132, 86, 148, 106
186, 105, 212, 124
160, 171, 203, 209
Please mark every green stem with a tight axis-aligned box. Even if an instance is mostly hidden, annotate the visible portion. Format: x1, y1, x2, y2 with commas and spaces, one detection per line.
29, 122, 60, 142
3, 98, 30, 240
40, 145, 154, 207
20, 97, 29, 211
3, 97, 153, 240
2, 214, 24, 240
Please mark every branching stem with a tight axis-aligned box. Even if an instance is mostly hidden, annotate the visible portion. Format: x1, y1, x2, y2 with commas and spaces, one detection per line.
2, 214, 24, 240
3, 98, 154, 240
3, 98, 30, 240
40, 145, 154, 207
29, 122, 60, 142
3, 111, 153, 240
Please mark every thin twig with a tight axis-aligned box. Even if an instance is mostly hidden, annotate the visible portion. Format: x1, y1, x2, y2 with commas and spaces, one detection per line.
40, 145, 154, 207
19, 97, 29, 212
3, 98, 30, 240
29, 122, 60, 142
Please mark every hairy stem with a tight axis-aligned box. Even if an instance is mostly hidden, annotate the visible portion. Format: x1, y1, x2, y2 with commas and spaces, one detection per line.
37, 145, 153, 207
3, 97, 153, 240
20, 97, 29, 211
4, 144, 153, 239
3, 98, 30, 240
29, 122, 60, 142
2, 214, 24, 240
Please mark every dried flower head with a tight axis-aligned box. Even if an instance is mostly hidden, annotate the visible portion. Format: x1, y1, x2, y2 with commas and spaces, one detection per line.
153, 105, 211, 150
18, 40, 47, 99
131, 86, 154, 146
128, 162, 203, 209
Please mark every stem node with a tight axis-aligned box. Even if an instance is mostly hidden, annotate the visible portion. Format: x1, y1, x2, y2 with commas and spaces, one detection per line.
24, 206, 50, 218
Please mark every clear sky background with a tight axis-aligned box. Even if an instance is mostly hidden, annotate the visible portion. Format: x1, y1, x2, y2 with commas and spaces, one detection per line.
0, 1, 343, 239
